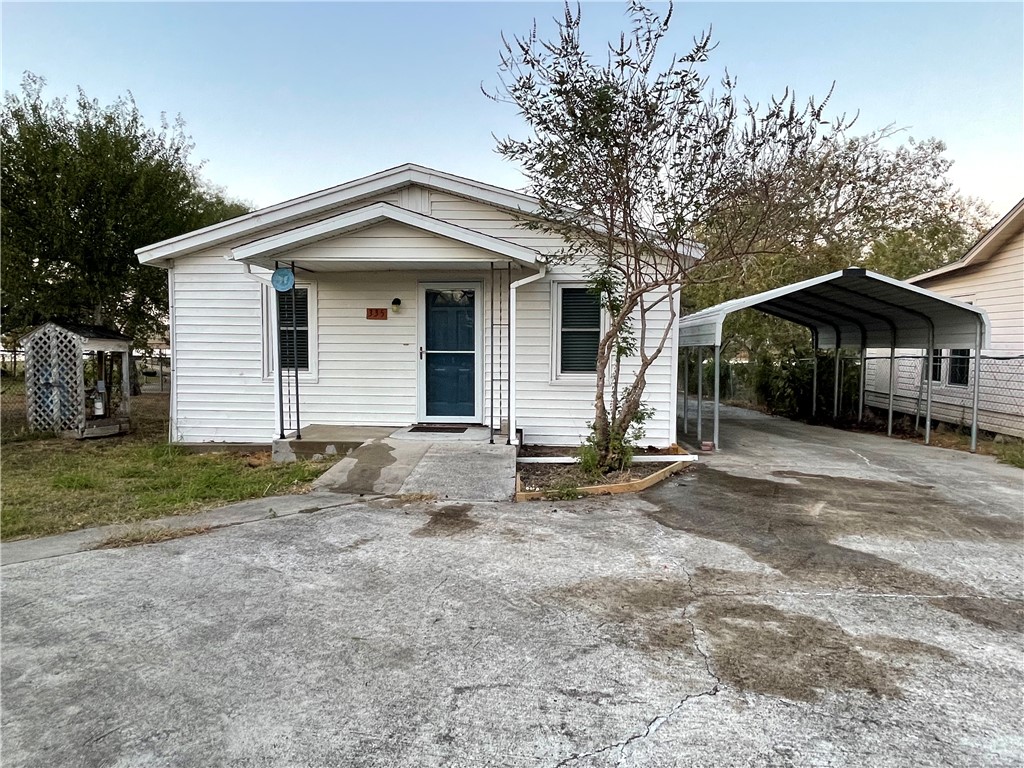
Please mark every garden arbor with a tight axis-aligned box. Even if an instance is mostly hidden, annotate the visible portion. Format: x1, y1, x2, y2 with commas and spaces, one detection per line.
678, 268, 990, 451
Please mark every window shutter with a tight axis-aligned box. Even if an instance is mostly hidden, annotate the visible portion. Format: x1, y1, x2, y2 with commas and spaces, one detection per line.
278, 288, 309, 370
560, 288, 600, 373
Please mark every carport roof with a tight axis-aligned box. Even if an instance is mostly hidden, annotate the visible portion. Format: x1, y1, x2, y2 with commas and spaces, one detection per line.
678, 268, 990, 350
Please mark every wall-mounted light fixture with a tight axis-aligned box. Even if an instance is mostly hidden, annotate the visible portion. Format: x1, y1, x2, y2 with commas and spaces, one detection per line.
391, 297, 402, 314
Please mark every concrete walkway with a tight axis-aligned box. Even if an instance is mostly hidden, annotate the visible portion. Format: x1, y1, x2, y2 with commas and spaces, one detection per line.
313, 437, 516, 502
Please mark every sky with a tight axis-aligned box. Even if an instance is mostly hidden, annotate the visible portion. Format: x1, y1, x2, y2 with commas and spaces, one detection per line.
2, 2, 1022, 215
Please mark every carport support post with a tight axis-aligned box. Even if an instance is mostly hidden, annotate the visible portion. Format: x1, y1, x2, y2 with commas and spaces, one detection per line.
833, 343, 841, 420
858, 345, 866, 423
970, 320, 982, 453
696, 348, 703, 444
713, 344, 721, 450
682, 350, 689, 436
924, 332, 934, 445
887, 346, 896, 437
811, 340, 818, 418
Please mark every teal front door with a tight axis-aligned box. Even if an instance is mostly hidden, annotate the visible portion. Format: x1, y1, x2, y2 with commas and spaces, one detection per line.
422, 286, 477, 420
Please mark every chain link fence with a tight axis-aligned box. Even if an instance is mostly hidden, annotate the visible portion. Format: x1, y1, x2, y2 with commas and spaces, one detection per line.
863, 353, 1024, 439
1, 346, 171, 440
681, 350, 1024, 439
1, 347, 29, 439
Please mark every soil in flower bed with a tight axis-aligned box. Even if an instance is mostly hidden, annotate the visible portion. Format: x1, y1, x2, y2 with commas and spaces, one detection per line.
517, 460, 666, 492
518, 444, 682, 458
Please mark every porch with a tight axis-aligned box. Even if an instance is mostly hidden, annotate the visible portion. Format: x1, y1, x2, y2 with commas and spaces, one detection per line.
272, 423, 517, 502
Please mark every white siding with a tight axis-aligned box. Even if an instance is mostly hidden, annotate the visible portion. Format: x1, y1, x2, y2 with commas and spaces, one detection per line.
863, 224, 1024, 437
516, 265, 677, 447
170, 254, 274, 443
167, 182, 679, 447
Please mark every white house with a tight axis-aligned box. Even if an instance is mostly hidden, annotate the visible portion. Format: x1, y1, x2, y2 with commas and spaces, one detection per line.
864, 198, 1024, 437
136, 164, 681, 448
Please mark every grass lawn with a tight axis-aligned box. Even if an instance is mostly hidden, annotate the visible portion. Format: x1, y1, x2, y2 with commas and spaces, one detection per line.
0, 393, 338, 540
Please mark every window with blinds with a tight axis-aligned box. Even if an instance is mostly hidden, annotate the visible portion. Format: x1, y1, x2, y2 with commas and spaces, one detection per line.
278, 288, 309, 370
559, 286, 601, 373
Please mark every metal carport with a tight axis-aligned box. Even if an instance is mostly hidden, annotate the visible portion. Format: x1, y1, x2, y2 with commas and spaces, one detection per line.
677, 267, 991, 451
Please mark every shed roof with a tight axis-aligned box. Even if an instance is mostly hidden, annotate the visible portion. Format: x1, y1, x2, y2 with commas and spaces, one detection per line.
20, 321, 132, 351
678, 268, 990, 350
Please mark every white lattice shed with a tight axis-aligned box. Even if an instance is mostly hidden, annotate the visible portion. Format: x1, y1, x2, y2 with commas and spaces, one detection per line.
19, 322, 132, 438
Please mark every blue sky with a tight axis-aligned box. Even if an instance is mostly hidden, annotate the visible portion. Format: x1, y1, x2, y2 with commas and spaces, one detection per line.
3, 2, 1022, 214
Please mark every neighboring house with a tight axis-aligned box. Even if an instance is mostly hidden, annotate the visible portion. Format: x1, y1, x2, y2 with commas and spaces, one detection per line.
136, 164, 680, 447
864, 198, 1024, 437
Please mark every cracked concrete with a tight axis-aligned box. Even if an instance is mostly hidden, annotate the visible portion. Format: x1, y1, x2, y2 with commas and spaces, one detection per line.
2, 405, 1022, 766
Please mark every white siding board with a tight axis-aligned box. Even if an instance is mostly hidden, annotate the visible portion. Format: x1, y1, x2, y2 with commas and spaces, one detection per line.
166, 185, 678, 445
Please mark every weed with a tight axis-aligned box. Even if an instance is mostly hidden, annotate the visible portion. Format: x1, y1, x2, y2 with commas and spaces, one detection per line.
995, 441, 1024, 469
544, 482, 584, 501
97, 525, 212, 549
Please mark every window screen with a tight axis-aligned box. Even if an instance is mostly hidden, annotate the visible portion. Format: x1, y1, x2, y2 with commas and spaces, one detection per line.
930, 349, 942, 382
278, 288, 309, 370
560, 287, 600, 373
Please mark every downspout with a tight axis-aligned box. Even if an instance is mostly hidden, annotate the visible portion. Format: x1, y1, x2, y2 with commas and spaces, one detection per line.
508, 263, 546, 446
241, 262, 283, 439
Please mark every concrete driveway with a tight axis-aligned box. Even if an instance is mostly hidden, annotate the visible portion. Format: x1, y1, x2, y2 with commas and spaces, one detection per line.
2, 407, 1022, 767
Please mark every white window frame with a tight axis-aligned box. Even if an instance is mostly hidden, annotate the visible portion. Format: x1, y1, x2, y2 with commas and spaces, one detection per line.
551, 282, 604, 382
262, 281, 318, 383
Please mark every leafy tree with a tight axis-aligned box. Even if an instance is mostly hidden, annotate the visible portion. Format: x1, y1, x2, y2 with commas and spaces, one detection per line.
685, 134, 994, 366
1, 73, 249, 345
489, 2, 888, 469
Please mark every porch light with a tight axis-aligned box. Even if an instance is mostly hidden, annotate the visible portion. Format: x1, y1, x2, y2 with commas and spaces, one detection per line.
391, 297, 402, 313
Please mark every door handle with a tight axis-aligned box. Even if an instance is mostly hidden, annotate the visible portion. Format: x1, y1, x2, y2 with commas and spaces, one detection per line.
419, 346, 424, 360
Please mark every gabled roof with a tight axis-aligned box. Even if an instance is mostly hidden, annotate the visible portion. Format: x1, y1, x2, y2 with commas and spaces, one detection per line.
19, 321, 132, 351
908, 197, 1024, 284
230, 202, 543, 267
136, 163, 540, 265
678, 268, 990, 350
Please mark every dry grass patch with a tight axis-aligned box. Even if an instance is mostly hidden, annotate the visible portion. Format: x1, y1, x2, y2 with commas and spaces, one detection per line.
97, 525, 213, 549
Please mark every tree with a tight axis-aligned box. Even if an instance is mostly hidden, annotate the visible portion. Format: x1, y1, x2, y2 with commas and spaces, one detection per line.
684, 135, 994, 364
1, 73, 250, 344
490, 2, 873, 469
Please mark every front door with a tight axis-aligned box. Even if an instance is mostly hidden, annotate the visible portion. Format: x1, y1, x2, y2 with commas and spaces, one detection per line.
420, 284, 480, 422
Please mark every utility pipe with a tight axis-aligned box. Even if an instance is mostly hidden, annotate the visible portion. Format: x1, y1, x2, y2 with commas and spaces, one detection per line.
507, 264, 547, 445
